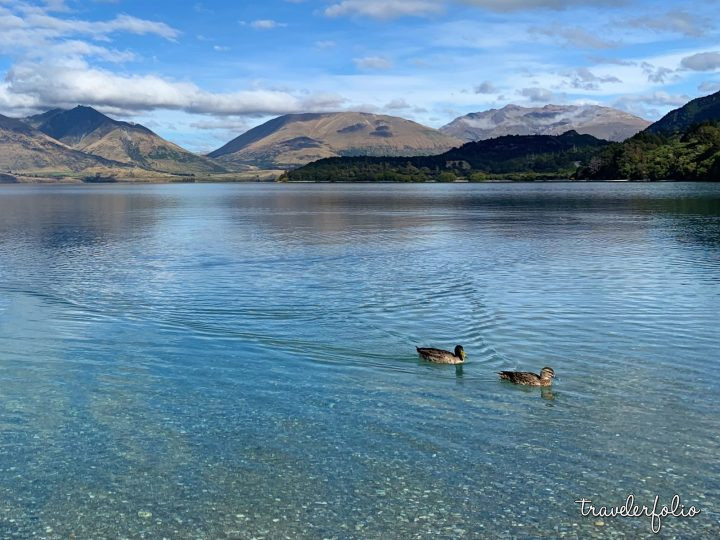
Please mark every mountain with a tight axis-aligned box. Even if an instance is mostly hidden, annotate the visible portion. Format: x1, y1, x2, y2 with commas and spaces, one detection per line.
208, 112, 462, 169
283, 130, 610, 182
645, 90, 720, 135
0, 113, 128, 174
31, 106, 226, 174
441, 104, 650, 143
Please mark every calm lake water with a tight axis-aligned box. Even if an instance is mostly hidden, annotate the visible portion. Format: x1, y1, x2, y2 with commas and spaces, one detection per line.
0, 182, 719, 539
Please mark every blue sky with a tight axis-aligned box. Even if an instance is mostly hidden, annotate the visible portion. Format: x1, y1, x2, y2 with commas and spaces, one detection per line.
1, 0, 719, 152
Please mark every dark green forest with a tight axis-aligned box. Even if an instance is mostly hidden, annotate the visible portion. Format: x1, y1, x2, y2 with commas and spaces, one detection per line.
282, 131, 609, 182
576, 123, 720, 181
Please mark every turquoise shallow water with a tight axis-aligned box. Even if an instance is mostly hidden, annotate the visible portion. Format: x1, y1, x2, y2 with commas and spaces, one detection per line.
0, 182, 719, 539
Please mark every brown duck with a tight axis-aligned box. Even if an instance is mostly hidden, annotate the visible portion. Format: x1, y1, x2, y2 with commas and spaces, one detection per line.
498, 367, 555, 386
416, 345, 466, 365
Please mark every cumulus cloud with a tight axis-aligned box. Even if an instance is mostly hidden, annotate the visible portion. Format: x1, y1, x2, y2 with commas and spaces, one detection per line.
530, 26, 619, 49
42, 0, 70, 11
465, 0, 623, 10
588, 56, 636, 66
641, 62, 675, 83
325, 0, 623, 19
0, 81, 40, 111
193, 3, 214, 15
17, 12, 180, 41
627, 11, 709, 37
25, 39, 136, 62
300, 93, 348, 110
0, 2, 351, 120
680, 52, 720, 72
519, 87, 557, 103
353, 56, 393, 70
474, 81, 498, 94
385, 98, 411, 109
0, 4, 179, 55
325, 0, 443, 19
613, 91, 690, 118
249, 19, 287, 30
568, 67, 621, 90
2, 60, 342, 116
190, 118, 250, 131
698, 81, 720, 94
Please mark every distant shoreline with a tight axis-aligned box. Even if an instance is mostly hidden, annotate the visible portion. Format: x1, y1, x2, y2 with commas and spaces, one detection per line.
0, 177, 705, 186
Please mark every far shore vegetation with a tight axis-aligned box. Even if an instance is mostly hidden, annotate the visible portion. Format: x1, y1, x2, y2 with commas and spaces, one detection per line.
282, 123, 720, 183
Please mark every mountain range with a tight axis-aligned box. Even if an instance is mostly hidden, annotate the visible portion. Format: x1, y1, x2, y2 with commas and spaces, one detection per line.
287, 89, 720, 182
440, 104, 650, 142
27, 106, 227, 175
2, 91, 720, 182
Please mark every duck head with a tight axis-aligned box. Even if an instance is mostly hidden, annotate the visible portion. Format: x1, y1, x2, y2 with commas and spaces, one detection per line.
540, 367, 555, 381
454, 345, 467, 361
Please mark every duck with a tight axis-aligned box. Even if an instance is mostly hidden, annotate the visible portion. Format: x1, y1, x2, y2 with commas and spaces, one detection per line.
498, 367, 555, 386
416, 345, 466, 365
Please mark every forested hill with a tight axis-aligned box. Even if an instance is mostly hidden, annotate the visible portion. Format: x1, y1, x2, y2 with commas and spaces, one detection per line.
645, 91, 720, 136
282, 131, 609, 182
576, 123, 720, 181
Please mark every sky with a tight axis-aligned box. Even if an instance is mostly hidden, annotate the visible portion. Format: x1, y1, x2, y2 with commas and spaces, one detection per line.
1, 0, 719, 152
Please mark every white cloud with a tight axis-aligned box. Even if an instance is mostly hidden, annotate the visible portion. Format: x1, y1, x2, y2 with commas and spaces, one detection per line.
326, 0, 443, 19
193, 3, 214, 15
474, 81, 498, 94
465, 0, 624, 11
2, 60, 342, 116
0, 81, 39, 111
190, 118, 249, 131
326, 0, 623, 19
22, 39, 136, 62
41, 0, 70, 12
613, 90, 689, 117
519, 87, 558, 102
627, 11, 709, 37
21, 12, 179, 40
250, 19, 287, 30
680, 52, 720, 72
698, 81, 720, 94
0, 4, 179, 56
385, 98, 411, 109
640, 62, 675, 83
567, 67, 621, 90
353, 56, 393, 70
531, 26, 619, 49
300, 93, 347, 110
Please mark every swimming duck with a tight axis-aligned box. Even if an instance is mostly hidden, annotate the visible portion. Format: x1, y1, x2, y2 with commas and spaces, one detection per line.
416, 345, 466, 365
498, 367, 555, 386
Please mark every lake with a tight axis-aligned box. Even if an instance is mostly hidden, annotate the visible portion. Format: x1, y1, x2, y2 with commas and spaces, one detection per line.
1, 182, 719, 539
